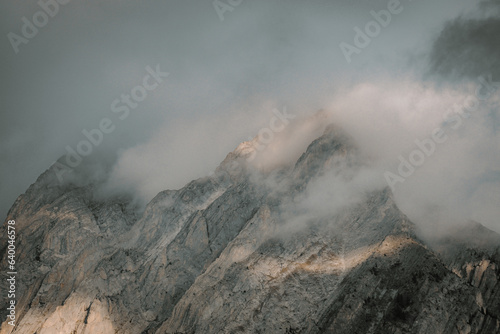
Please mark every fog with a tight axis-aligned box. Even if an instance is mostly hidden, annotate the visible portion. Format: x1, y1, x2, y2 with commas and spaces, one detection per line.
325, 77, 500, 235
1, 0, 498, 234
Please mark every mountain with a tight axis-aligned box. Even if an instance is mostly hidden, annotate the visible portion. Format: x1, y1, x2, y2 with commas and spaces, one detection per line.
1, 124, 499, 334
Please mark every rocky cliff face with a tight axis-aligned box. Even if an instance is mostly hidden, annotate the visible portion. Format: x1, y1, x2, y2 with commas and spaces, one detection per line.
1, 125, 499, 333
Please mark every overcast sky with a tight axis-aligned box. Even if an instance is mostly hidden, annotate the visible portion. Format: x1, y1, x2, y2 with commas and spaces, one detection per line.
1, 0, 499, 233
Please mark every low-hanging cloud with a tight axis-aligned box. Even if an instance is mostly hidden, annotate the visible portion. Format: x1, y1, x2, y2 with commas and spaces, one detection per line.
2, 0, 499, 239
99, 0, 500, 236
331, 80, 500, 235
97, 104, 286, 205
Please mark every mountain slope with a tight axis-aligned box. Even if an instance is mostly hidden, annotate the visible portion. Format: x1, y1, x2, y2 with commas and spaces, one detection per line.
1, 124, 499, 334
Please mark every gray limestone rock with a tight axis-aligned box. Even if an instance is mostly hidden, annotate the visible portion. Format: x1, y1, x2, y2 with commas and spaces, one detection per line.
1, 125, 499, 334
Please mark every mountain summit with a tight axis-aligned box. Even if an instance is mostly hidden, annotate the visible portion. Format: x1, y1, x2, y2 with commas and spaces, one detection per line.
1, 124, 499, 334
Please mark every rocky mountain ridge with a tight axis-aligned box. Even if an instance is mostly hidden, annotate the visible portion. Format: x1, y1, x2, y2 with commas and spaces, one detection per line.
1, 124, 499, 333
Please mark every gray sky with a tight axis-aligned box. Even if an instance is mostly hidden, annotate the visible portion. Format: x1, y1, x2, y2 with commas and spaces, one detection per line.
2, 0, 498, 233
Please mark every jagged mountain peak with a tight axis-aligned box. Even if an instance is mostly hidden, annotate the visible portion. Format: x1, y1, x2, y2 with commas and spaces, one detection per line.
1, 119, 499, 334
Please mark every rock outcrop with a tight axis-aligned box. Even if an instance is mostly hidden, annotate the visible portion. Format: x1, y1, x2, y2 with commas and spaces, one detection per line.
1, 124, 499, 333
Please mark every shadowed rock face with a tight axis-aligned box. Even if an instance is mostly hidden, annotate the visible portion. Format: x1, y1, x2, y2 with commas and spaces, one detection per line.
1, 125, 499, 334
